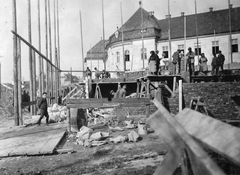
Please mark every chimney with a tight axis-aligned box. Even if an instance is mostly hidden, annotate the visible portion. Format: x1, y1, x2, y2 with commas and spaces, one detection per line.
139, 1, 142, 8
149, 11, 154, 16
181, 12, 184, 17
209, 7, 213, 12
165, 14, 171, 19
229, 4, 233, 8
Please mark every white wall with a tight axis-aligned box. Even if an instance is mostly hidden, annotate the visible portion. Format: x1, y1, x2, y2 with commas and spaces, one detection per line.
85, 60, 104, 71
106, 38, 156, 71
157, 33, 240, 66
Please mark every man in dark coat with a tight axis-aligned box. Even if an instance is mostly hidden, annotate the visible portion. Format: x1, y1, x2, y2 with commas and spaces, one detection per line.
37, 92, 49, 126
155, 50, 160, 75
217, 50, 225, 73
172, 49, 180, 75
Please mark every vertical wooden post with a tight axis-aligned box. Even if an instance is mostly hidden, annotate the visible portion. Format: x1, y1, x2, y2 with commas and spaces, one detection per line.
146, 79, 150, 118
54, 0, 58, 103
45, 0, 49, 96
173, 76, 176, 95
79, 11, 85, 78
38, 0, 43, 96
101, 0, 106, 70
13, 0, 19, 125
67, 108, 71, 133
32, 51, 36, 115
28, 0, 34, 115
136, 81, 140, 98
57, 0, 61, 96
48, 0, 53, 105
0, 62, 1, 99
179, 79, 183, 112
17, 38, 22, 125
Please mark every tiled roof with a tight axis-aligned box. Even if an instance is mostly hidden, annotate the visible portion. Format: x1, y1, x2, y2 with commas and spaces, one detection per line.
158, 7, 240, 40
85, 40, 109, 61
107, 7, 161, 48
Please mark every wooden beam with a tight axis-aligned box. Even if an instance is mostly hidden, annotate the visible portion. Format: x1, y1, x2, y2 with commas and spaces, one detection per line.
38, 0, 43, 96
21, 101, 37, 107
175, 108, 240, 166
67, 98, 150, 104
149, 98, 225, 175
32, 51, 36, 115
11, 31, 59, 71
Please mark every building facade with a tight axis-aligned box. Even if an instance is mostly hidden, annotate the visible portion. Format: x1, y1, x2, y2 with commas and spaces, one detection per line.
86, 5, 240, 73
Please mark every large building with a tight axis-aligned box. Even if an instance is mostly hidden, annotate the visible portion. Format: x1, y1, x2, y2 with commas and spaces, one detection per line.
85, 5, 240, 73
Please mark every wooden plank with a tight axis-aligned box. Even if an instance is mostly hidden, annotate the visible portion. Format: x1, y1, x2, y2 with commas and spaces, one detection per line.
67, 98, 150, 104
175, 108, 240, 166
148, 98, 225, 175
21, 100, 37, 107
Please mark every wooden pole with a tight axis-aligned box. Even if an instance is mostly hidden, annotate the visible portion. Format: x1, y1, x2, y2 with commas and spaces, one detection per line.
57, 0, 61, 95
28, 0, 33, 115
79, 11, 85, 78
48, 0, 53, 104
168, 0, 172, 63
45, 0, 49, 96
173, 76, 176, 94
179, 79, 182, 112
54, 0, 57, 103
101, 0, 106, 70
67, 108, 71, 133
13, 0, 19, 125
17, 38, 22, 125
38, 0, 43, 96
120, 2, 125, 71
184, 16, 187, 71
32, 50, 36, 115
0, 62, 1, 99
228, 0, 232, 68
195, 0, 199, 64
140, 1, 145, 69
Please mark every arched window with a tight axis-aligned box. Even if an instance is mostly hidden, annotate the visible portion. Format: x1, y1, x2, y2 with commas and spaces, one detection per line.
125, 50, 130, 62
116, 52, 120, 63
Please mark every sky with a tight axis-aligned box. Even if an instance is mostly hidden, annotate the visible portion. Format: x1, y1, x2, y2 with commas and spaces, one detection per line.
0, 0, 240, 83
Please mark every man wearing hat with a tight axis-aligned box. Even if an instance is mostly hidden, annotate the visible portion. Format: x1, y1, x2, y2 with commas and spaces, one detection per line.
186, 47, 195, 75
217, 50, 225, 74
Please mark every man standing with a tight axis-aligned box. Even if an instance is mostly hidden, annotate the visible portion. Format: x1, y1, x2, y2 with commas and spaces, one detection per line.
94, 67, 100, 79
217, 50, 225, 73
172, 49, 180, 75
155, 50, 160, 75
85, 67, 92, 78
119, 84, 127, 98
37, 92, 49, 126
186, 47, 195, 75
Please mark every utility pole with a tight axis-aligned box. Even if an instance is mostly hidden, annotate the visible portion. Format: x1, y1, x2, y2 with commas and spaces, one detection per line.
228, 0, 232, 68
17, 38, 22, 125
195, 0, 199, 63
54, 0, 58, 102
28, 0, 33, 115
80, 11, 85, 78
45, 0, 49, 97
168, 0, 172, 63
120, 2, 125, 71
140, 1, 145, 69
48, 0, 53, 104
102, 0, 106, 70
38, 0, 43, 96
57, 0, 61, 95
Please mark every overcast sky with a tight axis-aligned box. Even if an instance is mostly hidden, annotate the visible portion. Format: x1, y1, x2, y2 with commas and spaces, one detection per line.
0, 0, 240, 83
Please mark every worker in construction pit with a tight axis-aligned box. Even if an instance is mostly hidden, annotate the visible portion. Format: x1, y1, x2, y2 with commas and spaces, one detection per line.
119, 84, 127, 98
37, 92, 49, 126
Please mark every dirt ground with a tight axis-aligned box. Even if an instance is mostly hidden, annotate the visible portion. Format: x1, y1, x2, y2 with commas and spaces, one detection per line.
0, 116, 171, 175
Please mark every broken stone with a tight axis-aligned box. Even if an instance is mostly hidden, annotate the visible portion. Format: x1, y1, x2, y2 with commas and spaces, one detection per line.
109, 126, 124, 131
128, 131, 140, 142
90, 132, 102, 141
76, 126, 93, 139
110, 136, 128, 143
91, 141, 108, 147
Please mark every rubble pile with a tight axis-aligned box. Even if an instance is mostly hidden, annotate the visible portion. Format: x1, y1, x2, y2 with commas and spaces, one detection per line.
23, 103, 68, 125
0, 91, 14, 119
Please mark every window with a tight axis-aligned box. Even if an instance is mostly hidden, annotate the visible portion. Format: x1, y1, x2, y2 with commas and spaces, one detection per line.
141, 48, 147, 60
116, 52, 120, 63
194, 43, 201, 55
125, 50, 130, 62
232, 39, 238, 52
212, 41, 219, 55
178, 44, 184, 54
162, 46, 169, 58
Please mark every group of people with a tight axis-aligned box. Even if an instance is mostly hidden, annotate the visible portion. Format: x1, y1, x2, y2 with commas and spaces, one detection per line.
109, 84, 127, 100
148, 50, 169, 75
148, 47, 225, 76
85, 67, 111, 79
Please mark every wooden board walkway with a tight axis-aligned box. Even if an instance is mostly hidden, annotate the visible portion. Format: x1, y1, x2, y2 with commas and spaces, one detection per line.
0, 123, 66, 157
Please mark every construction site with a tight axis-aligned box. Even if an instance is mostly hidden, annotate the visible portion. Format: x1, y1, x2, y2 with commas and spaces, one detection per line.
1, 0, 240, 175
